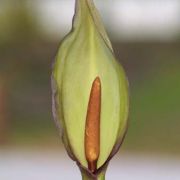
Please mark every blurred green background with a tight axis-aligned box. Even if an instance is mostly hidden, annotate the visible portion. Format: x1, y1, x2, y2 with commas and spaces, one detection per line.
0, 0, 180, 158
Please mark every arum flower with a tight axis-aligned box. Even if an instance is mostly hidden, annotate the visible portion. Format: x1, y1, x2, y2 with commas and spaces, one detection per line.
52, 0, 129, 179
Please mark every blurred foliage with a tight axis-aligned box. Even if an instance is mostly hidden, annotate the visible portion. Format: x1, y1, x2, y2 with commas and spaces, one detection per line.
0, 0, 39, 46
113, 42, 180, 154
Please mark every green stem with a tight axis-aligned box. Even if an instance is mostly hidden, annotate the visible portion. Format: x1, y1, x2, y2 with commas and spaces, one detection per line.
81, 171, 106, 180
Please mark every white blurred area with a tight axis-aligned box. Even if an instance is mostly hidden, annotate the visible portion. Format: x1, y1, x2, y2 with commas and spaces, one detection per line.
31, 0, 180, 41
0, 149, 180, 180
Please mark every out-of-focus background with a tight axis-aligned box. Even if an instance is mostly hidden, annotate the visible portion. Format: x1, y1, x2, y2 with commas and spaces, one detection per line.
0, 0, 180, 179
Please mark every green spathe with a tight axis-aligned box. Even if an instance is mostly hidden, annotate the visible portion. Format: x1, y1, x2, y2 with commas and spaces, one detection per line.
52, 0, 129, 173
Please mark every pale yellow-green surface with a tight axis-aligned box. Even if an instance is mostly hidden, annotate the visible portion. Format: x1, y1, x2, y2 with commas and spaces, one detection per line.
53, 0, 128, 168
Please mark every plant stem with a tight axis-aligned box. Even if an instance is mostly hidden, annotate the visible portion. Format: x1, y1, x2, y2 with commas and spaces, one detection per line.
81, 171, 106, 180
